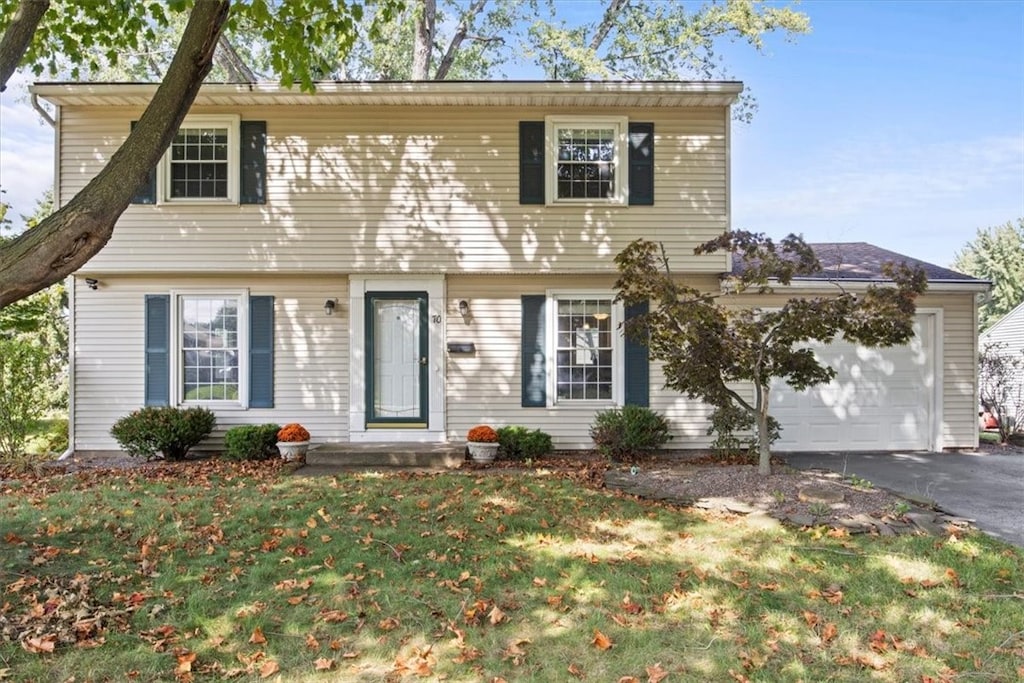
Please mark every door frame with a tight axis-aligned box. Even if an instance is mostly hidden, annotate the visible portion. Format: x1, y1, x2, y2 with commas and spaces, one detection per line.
364, 291, 429, 427
349, 276, 446, 442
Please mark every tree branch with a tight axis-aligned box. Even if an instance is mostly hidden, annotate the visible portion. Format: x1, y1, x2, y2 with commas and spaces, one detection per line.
411, 0, 436, 80
588, 0, 628, 52
0, 0, 49, 92
0, 0, 230, 307
215, 33, 256, 82
434, 0, 488, 80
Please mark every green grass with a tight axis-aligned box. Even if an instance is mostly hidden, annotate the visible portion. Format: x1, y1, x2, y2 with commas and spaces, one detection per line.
1, 460, 1022, 681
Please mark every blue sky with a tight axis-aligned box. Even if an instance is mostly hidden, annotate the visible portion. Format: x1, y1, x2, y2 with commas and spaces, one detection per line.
1, 0, 1022, 268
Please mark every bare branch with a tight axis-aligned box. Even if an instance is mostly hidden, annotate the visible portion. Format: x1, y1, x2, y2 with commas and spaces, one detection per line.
0, 0, 49, 92
434, 0, 488, 80
215, 34, 256, 82
588, 0, 628, 52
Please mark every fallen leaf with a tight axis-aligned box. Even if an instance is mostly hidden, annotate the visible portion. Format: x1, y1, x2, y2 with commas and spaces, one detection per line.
259, 660, 280, 678
821, 622, 838, 644
248, 627, 266, 644
592, 629, 613, 650
175, 650, 196, 673
314, 657, 334, 671
646, 662, 669, 682
489, 606, 506, 625
21, 634, 57, 654
568, 662, 584, 679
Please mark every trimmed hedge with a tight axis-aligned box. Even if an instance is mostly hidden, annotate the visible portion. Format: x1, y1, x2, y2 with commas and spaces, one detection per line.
496, 425, 552, 461
224, 423, 281, 461
590, 405, 672, 459
110, 406, 215, 460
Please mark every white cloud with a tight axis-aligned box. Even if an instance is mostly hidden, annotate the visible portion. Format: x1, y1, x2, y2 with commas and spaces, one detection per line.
0, 73, 56, 226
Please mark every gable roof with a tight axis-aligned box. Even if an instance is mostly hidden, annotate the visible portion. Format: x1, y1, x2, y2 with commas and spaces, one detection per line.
733, 241, 988, 286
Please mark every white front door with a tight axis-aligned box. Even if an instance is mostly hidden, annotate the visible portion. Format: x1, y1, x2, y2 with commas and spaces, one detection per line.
367, 292, 428, 427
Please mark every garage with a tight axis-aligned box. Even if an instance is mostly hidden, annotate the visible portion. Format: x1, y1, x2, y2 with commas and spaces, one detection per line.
771, 315, 937, 451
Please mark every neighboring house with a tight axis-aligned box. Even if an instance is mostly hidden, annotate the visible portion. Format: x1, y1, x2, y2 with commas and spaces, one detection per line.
979, 300, 1024, 429
32, 81, 987, 455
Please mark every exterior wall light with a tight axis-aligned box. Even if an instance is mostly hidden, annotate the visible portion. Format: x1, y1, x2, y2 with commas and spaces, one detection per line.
458, 300, 470, 316
85, 278, 99, 290
324, 299, 337, 316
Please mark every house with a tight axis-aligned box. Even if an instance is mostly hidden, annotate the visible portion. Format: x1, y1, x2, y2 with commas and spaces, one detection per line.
979, 300, 1024, 430
31, 80, 988, 455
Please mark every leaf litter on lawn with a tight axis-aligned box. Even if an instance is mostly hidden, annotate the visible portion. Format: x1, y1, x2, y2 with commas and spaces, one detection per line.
1, 456, 1022, 682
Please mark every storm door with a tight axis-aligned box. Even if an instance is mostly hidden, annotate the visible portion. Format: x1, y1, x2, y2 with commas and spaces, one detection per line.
365, 292, 429, 427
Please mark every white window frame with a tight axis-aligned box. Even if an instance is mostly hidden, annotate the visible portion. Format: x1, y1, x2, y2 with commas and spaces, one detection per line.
159, 115, 240, 204
545, 115, 629, 205
546, 290, 625, 406
170, 289, 249, 408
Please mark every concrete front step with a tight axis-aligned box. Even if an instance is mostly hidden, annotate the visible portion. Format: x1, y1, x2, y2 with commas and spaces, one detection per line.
303, 442, 466, 469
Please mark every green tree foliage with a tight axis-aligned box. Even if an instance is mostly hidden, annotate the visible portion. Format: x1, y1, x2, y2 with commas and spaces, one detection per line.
614, 233, 928, 475
952, 219, 1024, 331
0, 336, 50, 461
0, 190, 68, 411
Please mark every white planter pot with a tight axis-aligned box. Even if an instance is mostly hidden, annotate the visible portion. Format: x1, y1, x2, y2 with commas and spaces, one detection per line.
277, 440, 310, 462
467, 441, 499, 463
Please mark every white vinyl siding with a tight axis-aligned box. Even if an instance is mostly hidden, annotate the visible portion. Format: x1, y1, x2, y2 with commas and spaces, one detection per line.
57, 105, 730, 276
444, 275, 710, 448
72, 275, 349, 453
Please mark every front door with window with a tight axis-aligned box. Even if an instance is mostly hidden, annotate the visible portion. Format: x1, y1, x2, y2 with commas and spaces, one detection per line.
366, 292, 429, 427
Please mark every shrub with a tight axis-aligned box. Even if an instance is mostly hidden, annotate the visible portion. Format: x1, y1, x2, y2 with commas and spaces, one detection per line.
0, 337, 51, 461
706, 404, 779, 462
110, 406, 216, 460
224, 424, 281, 461
590, 405, 672, 459
496, 426, 553, 461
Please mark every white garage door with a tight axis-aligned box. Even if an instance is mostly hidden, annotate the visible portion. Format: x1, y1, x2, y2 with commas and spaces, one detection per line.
771, 316, 935, 451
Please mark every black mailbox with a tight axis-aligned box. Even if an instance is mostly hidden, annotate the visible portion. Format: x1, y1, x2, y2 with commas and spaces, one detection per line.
447, 342, 476, 354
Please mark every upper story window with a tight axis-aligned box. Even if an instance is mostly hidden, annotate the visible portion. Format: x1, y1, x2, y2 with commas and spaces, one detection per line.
161, 116, 240, 203
546, 116, 628, 205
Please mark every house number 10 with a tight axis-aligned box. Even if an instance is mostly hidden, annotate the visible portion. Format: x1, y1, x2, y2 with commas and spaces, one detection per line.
432, 315, 442, 323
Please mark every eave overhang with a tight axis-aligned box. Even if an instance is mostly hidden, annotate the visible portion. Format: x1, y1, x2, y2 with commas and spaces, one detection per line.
30, 80, 743, 109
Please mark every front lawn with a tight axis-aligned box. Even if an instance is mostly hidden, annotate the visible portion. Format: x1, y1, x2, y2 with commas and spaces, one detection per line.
2, 460, 1022, 681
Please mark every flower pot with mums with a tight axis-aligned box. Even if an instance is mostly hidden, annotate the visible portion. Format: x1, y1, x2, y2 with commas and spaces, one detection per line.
466, 424, 499, 463
276, 423, 311, 461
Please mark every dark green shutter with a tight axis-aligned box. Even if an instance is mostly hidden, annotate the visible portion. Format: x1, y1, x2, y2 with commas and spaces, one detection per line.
249, 295, 274, 408
144, 295, 170, 406
623, 301, 649, 406
519, 121, 545, 204
129, 121, 157, 204
628, 122, 654, 206
240, 120, 267, 205
521, 295, 546, 407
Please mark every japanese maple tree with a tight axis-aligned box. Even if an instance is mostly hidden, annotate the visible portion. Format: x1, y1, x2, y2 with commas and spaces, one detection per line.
614, 232, 928, 474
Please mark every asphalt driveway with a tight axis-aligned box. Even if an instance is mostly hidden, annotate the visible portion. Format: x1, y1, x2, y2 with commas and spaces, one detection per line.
781, 451, 1024, 548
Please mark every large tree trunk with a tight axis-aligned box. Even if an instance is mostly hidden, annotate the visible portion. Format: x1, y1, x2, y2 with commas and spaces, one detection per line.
411, 0, 436, 79
0, 0, 230, 308
0, 0, 49, 92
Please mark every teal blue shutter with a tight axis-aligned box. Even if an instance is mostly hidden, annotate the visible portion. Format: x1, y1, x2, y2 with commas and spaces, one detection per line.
521, 295, 547, 407
240, 120, 267, 204
628, 122, 654, 206
144, 295, 170, 405
623, 301, 649, 406
519, 121, 545, 204
249, 295, 274, 408
129, 121, 157, 204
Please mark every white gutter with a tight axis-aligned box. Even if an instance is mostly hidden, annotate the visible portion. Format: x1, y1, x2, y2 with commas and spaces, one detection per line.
30, 93, 55, 127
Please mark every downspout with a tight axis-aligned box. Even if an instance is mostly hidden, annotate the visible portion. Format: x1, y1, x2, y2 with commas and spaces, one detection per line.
34, 96, 76, 461
30, 93, 55, 127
